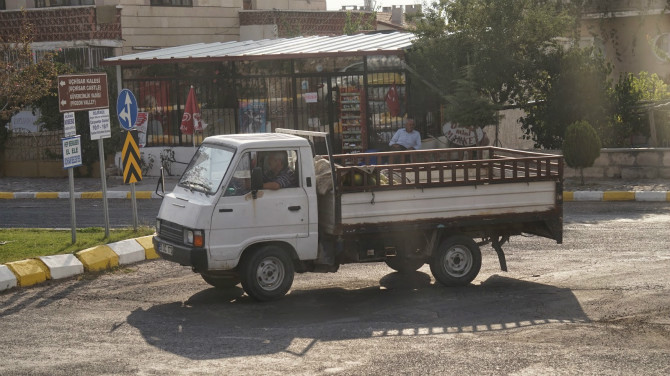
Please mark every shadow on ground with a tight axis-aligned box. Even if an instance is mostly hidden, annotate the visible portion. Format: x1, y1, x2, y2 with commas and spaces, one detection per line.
126, 273, 588, 360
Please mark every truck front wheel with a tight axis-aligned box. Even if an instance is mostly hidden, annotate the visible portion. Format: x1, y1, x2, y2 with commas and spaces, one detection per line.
240, 245, 295, 301
430, 235, 481, 286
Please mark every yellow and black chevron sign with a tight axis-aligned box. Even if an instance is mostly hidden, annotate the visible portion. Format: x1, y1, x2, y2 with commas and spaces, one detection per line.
122, 131, 142, 184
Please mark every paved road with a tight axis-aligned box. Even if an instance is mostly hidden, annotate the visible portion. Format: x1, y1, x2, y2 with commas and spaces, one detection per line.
0, 199, 162, 228
1, 202, 669, 375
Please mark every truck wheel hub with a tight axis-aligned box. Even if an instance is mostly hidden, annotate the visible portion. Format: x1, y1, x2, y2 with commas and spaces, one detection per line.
444, 246, 472, 277
256, 257, 284, 291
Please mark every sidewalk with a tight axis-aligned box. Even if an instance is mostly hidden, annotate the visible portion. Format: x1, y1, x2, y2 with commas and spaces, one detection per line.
0, 176, 669, 201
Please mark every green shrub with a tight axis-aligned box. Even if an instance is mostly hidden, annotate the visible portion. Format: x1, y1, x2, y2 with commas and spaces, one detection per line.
563, 120, 601, 185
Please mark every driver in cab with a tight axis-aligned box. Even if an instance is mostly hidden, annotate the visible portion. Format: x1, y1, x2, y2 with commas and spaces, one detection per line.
262, 151, 298, 190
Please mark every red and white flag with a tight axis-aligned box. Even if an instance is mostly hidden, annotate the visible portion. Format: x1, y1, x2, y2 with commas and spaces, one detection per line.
180, 86, 206, 134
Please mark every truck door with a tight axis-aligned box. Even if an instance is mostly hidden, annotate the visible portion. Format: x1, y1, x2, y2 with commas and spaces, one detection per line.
209, 149, 309, 263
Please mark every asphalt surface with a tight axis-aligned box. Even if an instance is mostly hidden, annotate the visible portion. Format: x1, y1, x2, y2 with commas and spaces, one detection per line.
0, 175, 180, 195
1, 202, 669, 375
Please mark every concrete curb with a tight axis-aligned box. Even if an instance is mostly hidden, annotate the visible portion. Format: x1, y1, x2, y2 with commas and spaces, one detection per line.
563, 191, 670, 202
0, 235, 156, 292
0, 191, 161, 199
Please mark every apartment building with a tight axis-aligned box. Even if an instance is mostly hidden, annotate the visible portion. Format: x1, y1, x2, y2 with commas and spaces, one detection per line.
0, 0, 328, 69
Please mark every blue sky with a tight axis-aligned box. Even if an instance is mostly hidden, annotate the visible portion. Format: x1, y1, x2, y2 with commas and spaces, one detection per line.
326, 0, 424, 11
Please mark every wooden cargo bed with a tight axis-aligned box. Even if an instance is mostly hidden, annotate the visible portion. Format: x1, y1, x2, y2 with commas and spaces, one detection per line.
318, 146, 563, 240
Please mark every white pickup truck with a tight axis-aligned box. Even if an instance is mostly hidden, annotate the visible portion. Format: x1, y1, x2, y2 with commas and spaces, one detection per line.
153, 129, 563, 301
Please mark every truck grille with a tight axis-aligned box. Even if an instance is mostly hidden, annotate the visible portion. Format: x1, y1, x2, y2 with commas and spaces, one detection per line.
159, 220, 183, 245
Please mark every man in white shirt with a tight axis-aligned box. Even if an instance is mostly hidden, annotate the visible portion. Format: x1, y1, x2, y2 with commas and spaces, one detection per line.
389, 118, 421, 150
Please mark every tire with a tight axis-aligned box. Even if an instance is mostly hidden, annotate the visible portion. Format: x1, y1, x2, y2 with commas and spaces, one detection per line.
200, 273, 240, 289
384, 257, 424, 273
240, 245, 294, 301
430, 234, 481, 287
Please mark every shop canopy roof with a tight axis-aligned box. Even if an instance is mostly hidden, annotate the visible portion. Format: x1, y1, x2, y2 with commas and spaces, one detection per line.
102, 32, 416, 66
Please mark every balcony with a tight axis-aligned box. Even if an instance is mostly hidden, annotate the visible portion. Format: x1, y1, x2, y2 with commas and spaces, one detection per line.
0, 6, 121, 43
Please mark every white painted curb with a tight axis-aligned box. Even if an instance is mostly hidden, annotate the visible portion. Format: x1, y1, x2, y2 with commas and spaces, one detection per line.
0, 264, 18, 291
108, 239, 146, 265
107, 191, 128, 199
635, 191, 668, 202
573, 191, 604, 201
14, 192, 38, 199
38, 254, 84, 280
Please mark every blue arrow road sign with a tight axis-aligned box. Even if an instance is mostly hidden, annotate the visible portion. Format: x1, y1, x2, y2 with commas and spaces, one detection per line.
117, 89, 138, 131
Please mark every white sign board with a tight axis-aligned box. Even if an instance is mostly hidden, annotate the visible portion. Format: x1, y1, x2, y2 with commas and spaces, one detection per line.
304, 92, 318, 103
89, 108, 111, 140
64, 112, 76, 137
62, 136, 82, 169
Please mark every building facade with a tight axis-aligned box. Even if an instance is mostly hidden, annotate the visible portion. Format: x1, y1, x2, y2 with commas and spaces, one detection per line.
0, 0, 328, 66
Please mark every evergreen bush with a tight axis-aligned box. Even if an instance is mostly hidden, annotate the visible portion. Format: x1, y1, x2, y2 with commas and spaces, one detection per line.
563, 120, 601, 185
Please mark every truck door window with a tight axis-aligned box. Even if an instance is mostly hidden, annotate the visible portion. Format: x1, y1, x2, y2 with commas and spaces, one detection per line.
260, 150, 299, 189
224, 151, 257, 196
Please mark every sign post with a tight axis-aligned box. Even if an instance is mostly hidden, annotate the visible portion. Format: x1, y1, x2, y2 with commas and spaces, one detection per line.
117, 89, 140, 230
122, 131, 142, 230
89, 108, 112, 237
62, 135, 82, 243
57, 73, 111, 241
57, 73, 109, 113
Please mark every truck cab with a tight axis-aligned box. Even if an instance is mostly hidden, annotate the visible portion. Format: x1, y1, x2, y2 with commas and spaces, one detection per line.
153, 133, 319, 300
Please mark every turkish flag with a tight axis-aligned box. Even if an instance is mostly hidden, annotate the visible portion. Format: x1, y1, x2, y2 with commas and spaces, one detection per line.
180, 86, 206, 135
385, 83, 400, 117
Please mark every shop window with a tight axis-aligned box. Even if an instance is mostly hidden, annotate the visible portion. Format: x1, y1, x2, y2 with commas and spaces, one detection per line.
34, 0, 94, 7
150, 0, 193, 6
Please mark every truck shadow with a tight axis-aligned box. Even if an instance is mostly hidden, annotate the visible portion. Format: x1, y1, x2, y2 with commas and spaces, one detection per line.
126, 273, 589, 360
127, 272, 589, 360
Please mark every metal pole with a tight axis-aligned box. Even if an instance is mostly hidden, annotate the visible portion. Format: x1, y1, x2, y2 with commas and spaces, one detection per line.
68, 167, 76, 243
131, 182, 138, 231
98, 138, 110, 237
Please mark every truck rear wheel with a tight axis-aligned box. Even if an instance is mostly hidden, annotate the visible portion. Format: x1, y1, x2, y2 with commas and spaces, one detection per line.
384, 257, 424, 273
430, 235, 481, 286
200, 273, 240, 289
240, 245, 294, 301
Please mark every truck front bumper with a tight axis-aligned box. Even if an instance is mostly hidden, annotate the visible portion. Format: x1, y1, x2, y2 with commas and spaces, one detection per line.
153, 236, 208, 272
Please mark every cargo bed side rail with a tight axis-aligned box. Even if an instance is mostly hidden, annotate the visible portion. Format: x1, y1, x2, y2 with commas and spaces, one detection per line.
328, 146, 563, 192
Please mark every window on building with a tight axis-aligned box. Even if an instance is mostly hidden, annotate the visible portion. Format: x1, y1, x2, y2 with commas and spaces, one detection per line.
0, 1, 5, 11
150, 0, 193, 6
35, 0, 95, 7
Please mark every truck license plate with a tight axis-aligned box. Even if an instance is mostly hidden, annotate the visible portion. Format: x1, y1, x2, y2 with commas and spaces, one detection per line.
159, 242, 173, 256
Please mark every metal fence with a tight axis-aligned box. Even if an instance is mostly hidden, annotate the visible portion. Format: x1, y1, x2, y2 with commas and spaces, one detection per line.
119, 56, 435, 153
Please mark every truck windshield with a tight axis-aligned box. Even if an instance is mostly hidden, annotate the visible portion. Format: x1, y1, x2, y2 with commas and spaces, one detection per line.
178, 144, 234, 195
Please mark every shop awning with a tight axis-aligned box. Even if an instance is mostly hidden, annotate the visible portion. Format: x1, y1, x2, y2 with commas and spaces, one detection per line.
101, 32, 416, 66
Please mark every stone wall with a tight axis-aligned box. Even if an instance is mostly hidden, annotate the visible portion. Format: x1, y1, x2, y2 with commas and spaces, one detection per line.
563, 148, 670, 179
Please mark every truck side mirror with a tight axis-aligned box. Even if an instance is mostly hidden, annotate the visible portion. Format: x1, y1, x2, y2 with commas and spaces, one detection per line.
155, 167, 166, 198
250, 166, 263, 199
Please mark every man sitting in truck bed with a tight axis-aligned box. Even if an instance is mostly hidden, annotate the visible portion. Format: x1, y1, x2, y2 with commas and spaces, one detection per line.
262, 151, 298, 190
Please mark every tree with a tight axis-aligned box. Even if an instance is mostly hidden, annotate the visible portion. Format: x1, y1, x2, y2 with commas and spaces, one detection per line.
408, 0, 577, 128
520, 47, 613, 149
0, 14, 59, 126
609, 71, 670, 147
0, 13, 59, 153
563, 120, 601, 185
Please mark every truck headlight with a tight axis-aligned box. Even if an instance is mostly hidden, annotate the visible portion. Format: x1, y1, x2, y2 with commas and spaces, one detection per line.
184, 229, 204, 247
155, 219, 161, 234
